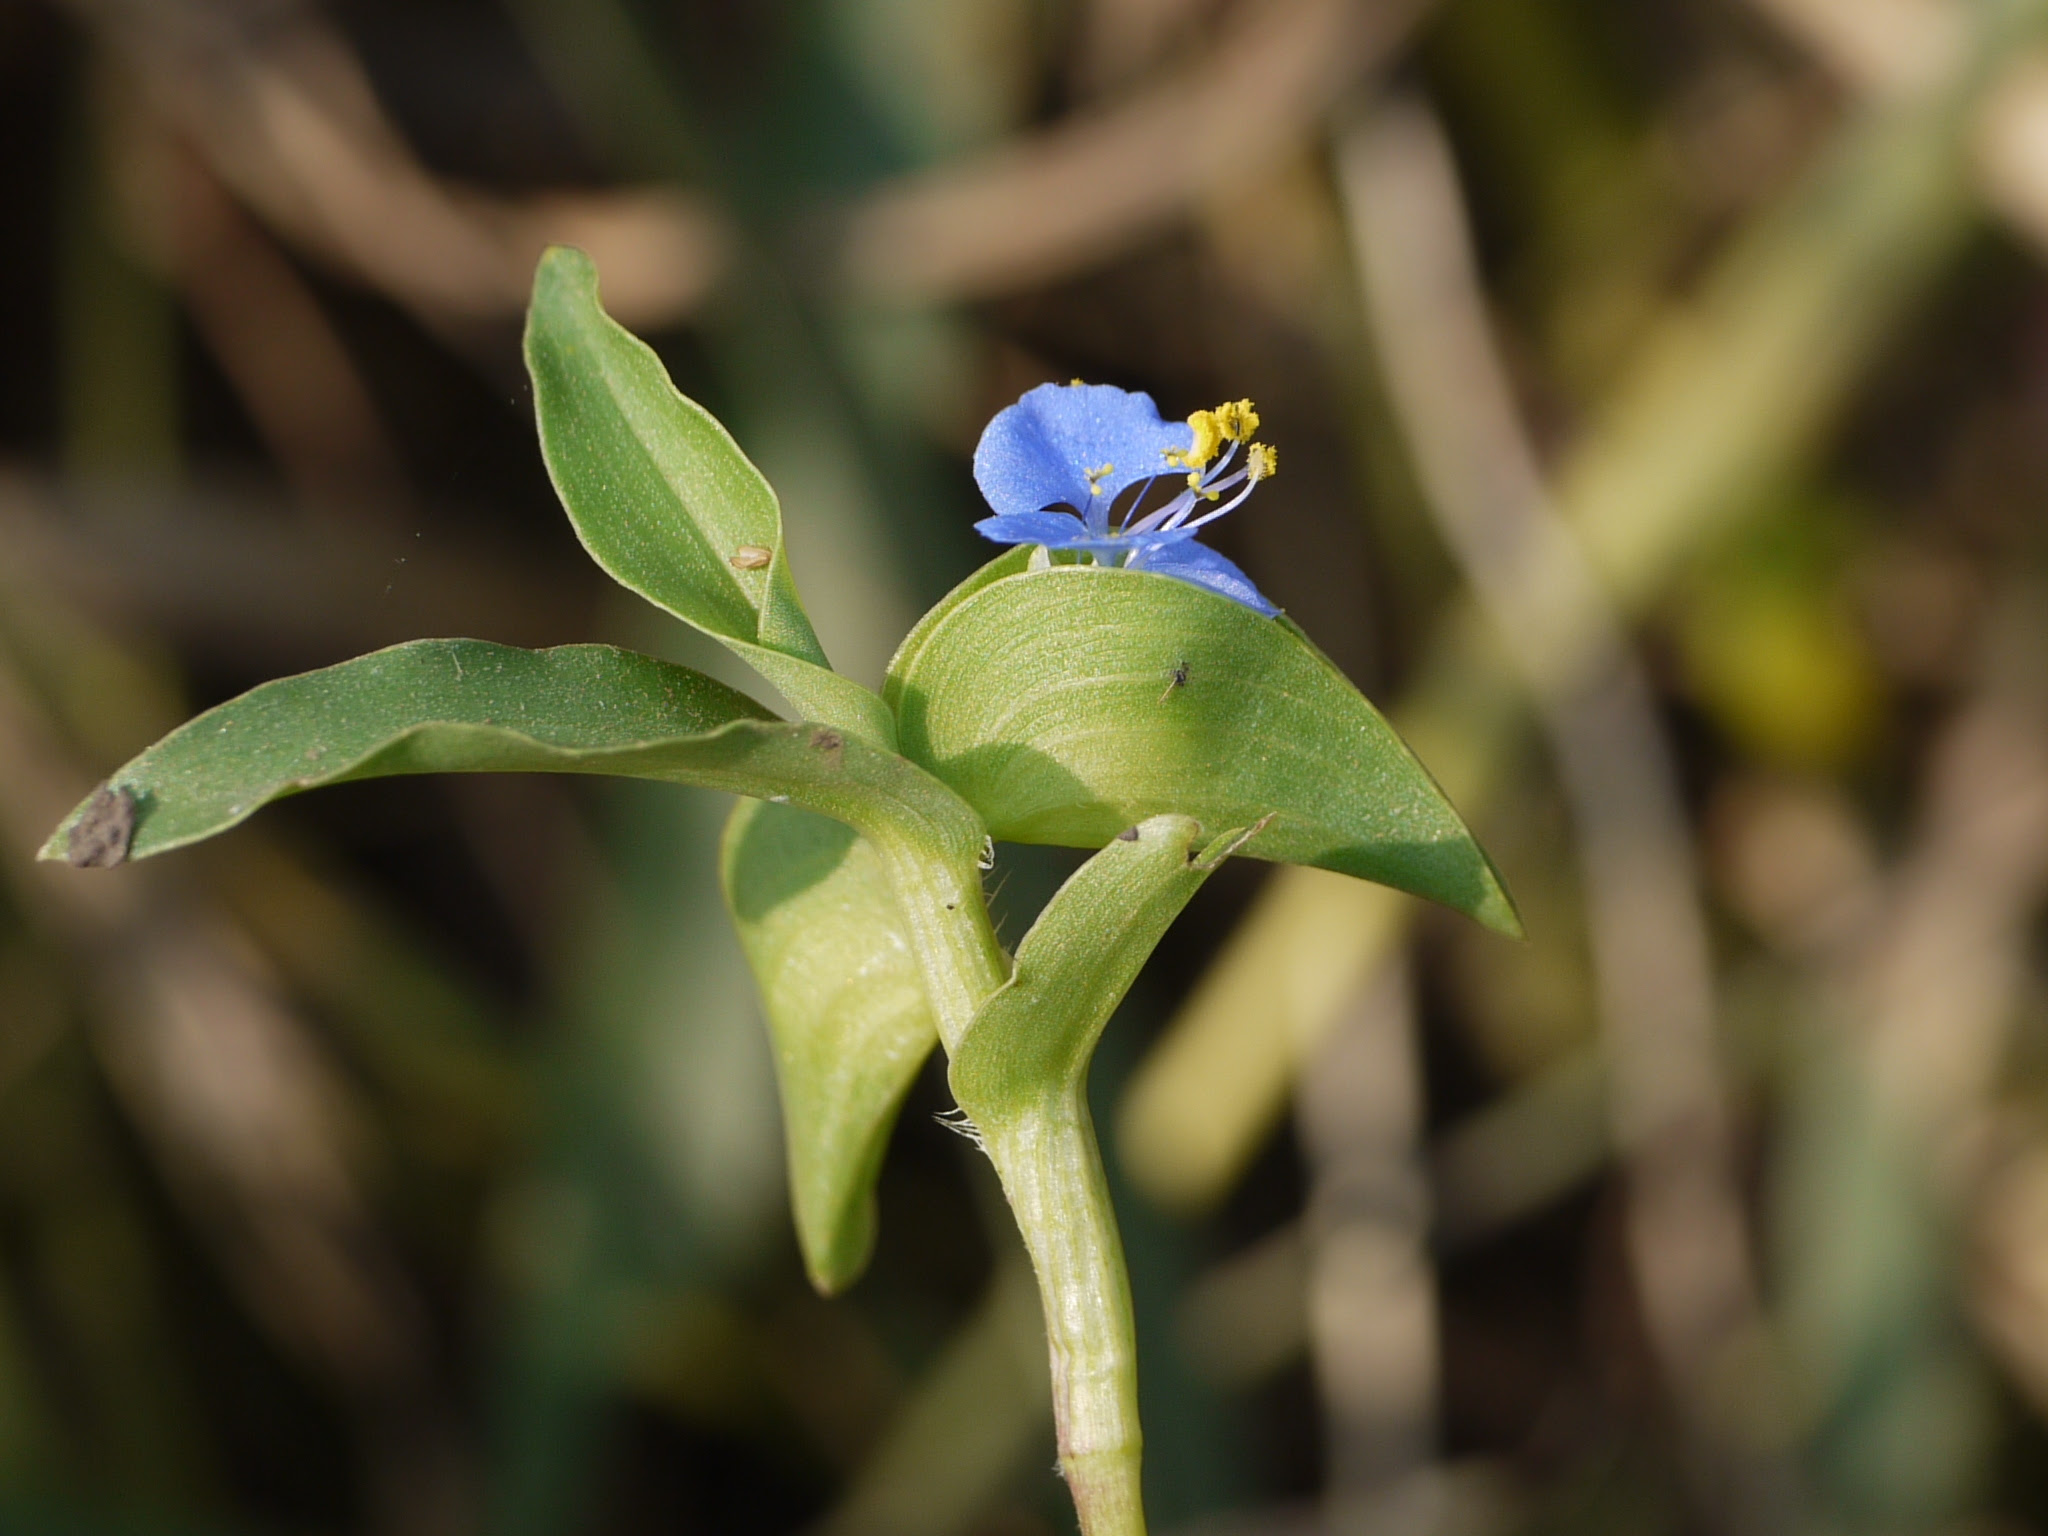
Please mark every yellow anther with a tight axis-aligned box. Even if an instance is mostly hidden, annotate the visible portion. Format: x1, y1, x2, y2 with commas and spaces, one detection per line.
1167, 409, 1225, 472
1168, 400, 1261, 473
1069, 377, 1086, 387
1246, 442, 1278, 482
1215, 398, 1260, 442
1085, 462, 1115, 496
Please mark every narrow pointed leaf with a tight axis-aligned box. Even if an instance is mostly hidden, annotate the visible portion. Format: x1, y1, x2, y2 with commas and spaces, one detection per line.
887, 562, 1519, 936
951, 814, 1244, 1124
722, 800, 937, 1294
525, 247, 895, 747
37, 641, 976, 874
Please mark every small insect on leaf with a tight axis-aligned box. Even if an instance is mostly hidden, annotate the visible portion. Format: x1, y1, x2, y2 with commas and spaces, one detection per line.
1159, 659, 1190, 703
67, 783, 138, 868
730, 545, 773, 570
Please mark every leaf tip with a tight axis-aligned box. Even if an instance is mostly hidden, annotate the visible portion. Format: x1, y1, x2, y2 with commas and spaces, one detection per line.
526, 247, 602, 352
1472, 872, 1525, 940
799, 1197, 879, 1298
45, 782, 139, 869
1192, 812, 1277, 871
534, 242, 597, 292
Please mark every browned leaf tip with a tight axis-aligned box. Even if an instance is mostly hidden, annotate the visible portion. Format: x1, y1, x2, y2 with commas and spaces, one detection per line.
66, 783, 137, 869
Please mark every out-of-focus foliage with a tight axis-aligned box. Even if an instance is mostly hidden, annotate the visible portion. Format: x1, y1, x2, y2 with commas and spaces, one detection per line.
7, 0, 2048, 1533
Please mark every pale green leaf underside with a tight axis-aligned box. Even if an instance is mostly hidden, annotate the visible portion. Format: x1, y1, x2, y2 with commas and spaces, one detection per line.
950, 815, 1230, 1126
525, 246, 894, 748
37, 640, 974, 869
887, 563, 1519, 937
723, 800, 938, 1294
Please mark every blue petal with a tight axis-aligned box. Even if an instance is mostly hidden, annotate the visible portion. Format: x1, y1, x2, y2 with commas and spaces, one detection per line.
975, 510, 1092, 548
974, 383, 1195, 532
1129, 538, 1281, 617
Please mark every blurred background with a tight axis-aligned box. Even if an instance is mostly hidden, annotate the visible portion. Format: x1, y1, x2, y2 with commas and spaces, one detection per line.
6, 0, 2048, 1532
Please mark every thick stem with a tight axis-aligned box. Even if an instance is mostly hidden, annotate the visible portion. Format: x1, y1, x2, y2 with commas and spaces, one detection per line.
978, 1090, 1146, 1536
864, 831, 1009, 1052
875, 818, 1162, 1534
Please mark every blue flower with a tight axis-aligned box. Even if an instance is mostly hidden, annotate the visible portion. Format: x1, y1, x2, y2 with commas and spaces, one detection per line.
973, 382, 1281, 617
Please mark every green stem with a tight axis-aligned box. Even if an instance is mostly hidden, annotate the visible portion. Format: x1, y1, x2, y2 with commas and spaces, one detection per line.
977, 1091, 1146, 1536
872, 834, 1150, 1531
861, 831, 1008, 1051
877, 853, 1149, 1531
926, 814, 1241, 1536
894, 857, 1149, 1535
868, 814, 1241, 1534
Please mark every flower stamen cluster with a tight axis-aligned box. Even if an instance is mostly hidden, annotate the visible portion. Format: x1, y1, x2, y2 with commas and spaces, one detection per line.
1133, 399, 1276, 521
970, 381, 1282, 617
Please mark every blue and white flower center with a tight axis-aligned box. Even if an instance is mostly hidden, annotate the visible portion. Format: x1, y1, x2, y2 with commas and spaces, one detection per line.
1083, 398, 1277, 556
970, 380, 1284, 616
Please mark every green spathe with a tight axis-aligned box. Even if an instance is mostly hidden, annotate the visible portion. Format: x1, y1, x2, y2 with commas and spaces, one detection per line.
887, 559, 1520, 937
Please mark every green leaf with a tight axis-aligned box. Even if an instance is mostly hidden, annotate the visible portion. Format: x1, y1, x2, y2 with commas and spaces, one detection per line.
525, 246, 896, 748
722, 800, 938, 1294
36, 640, 972, 874
886, 562, 1520, 937
950, 814, 1255, 1125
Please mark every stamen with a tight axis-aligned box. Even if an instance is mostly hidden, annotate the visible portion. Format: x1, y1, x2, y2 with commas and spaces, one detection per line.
1159, 469, 1238, 529
1125, 485, 1199, 535
1166, 409, 1225, 472
1215, 399, 1260, 442
1116, 473, 1178, 533
1184, 470, 1261, 528
1194, 439, 1241, 499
